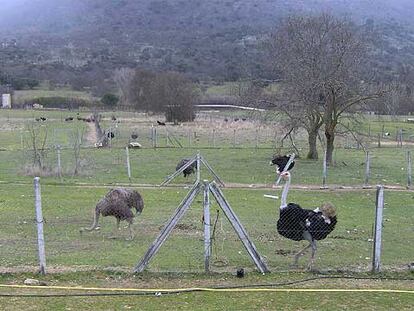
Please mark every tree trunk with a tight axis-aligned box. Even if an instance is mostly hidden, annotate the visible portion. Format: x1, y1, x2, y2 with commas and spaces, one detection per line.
307, 131, 318, 159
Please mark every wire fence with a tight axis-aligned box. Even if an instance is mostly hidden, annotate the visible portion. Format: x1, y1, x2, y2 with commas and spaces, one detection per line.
0, 179, 412, 274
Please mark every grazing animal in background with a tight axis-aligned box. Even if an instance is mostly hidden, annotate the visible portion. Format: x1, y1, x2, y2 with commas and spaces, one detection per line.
157, 120, 166, 126
80, 188, 144, 240
35, 118, 41, 121
131, 133, 138, 140
176, 158, 197, 178
111, 115, 117, 121
270, 155, 295, 173
65, 117, 74, 121
107, 131, 115, 139
40, 117, 47, 121
236, 268, 245, 278
224, 118, 228, 122
234, 118, 239, 122
276, 171, 337, 270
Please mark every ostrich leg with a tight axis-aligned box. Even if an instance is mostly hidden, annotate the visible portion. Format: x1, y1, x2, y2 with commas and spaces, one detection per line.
126, 221, 135, 241
292, 243, 312, 267
307, 240, 317, 271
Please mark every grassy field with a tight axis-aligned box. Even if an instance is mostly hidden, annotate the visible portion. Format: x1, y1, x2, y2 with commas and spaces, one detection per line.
0, 108, 413, 310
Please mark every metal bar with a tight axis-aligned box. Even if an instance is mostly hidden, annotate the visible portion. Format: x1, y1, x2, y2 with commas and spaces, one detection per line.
364, 151, 370, 186
134, 182, 201, 273
322, 150, 327, 188
209, 183, 269, 273
200, 156, 225, 187
34, 177, 46, 274
196, 152, 201, 183
408, 150, 412, 188
203, 181, 211, 272
275, 153, 296, 186
56, 145, 62, 182
372, 185, 384, 273
159, 154, 198, 186
125, 146, 131, 183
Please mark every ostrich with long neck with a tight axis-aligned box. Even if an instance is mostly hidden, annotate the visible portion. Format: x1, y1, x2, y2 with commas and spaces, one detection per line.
276, 171, 337, 269
80, 188, 144, 240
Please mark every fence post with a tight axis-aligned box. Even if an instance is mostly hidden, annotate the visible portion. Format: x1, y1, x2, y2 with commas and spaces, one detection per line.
322, 150, 327, 188
212, 129, 216, 148
56, 145, 62, 182
377, 133, 381, 148
188, 130, 192, 148
203, 181, 211, 273
364, 151, 370, 186
33, 177, 46, 275
372, 185, 384, 273
255, 129, 259, 149
407, 150, 412, 188
233, 129, 236, 148
126, 146, 131, 183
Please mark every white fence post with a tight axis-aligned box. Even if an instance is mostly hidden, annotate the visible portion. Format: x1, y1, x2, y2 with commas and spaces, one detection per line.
372, 185, 384, 273
33, 177, 46, 274
203, 181, 211, 272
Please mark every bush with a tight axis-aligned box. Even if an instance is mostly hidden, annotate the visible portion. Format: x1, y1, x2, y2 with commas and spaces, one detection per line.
101, 93, 119, 107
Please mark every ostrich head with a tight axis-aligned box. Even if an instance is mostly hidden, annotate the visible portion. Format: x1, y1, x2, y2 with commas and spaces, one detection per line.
320, 202, 336, 218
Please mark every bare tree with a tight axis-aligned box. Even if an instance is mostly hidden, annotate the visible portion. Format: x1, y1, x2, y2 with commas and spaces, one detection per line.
267, 14, 384, 163
113, 68, 135, 106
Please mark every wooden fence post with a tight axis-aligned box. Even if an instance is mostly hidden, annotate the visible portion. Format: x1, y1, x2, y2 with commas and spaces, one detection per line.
34, 177, 46, 274
372, 185, 384, 273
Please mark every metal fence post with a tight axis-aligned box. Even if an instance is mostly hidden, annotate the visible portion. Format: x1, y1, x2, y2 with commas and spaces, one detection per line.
322, 150, 327, 188
407, 150, 412, 188
34, 177, 46, 274
364, 151, 370, 186
126, 146, 131, 183
203, 181, 211, 272
56, 145, 62, 181
372, 185, 384, 273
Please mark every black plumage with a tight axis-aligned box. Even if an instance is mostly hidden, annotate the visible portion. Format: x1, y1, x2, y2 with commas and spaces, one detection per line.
276, 171, 337, 269
270, 155, 295, 172
157, 120, 166, 126
176, 158, 197, 177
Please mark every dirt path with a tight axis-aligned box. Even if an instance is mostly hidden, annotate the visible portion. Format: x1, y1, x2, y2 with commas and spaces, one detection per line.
85, 121, 97, 145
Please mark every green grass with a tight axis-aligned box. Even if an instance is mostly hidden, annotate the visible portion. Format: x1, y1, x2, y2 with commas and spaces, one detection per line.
12, 89, 96, 104
1, 109, 414, 309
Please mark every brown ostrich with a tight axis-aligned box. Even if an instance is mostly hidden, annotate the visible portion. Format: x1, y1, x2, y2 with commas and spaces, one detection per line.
80, 188, 144, 240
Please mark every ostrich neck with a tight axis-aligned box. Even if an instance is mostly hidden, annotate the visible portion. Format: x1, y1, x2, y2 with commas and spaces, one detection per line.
280, 175, 291, 209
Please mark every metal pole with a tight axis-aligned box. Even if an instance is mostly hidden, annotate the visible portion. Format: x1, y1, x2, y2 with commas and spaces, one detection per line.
125, 146, 131, 183
233, 129, 236, 148
34, 177, 46, 274
56, 145, 62, 182
377, 133, 381, 148
372, 185, 384, 273
196, 152, 201, 183
203, 181, 211, 272
154, 128, 158, 148
322, 149, 327, 188
364, 151, 370, 186
407, 150, 412, 188
255, 129, 259, 149
188, 130, 191, 148
212, 129, 216, 148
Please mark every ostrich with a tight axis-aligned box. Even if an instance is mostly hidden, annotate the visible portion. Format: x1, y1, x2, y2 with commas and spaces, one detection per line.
80, 188, 144, 240
276, 171, 337, 269
157, 120, 166, 126
176, 158, 197, 177
270, 154, 295, 173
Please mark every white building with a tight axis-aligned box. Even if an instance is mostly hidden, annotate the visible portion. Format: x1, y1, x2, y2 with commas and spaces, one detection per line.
1, 94, 11, 108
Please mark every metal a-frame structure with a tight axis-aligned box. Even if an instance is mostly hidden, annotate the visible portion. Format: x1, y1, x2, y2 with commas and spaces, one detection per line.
134, 153, 269, 274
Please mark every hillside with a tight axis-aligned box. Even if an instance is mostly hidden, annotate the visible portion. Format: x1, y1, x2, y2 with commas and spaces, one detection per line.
1, 0, 414, 93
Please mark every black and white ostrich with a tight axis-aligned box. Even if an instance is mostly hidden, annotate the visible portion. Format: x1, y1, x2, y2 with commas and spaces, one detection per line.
270, 155, 295, 173
176, 158, 197, 178
276, 171, 337, 269
80, 188, 144, 240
